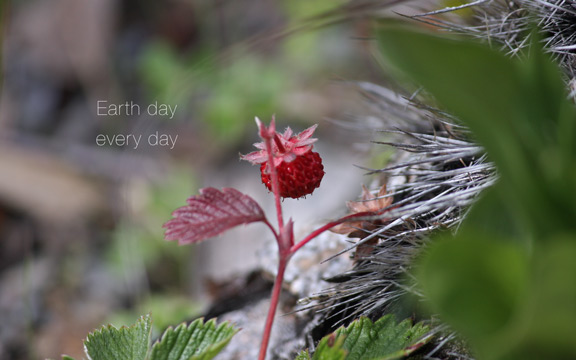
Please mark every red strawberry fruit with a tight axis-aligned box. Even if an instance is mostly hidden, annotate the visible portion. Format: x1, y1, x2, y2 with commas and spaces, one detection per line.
242, 119, 325, 199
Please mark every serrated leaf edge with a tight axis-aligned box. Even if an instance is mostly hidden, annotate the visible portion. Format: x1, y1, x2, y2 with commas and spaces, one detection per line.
316, 316, 431, 360
150, 317, 239, 360
83, 314, 152, 360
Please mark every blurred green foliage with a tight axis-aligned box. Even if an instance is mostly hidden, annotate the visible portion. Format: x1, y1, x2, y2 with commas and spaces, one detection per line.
281, 0, 347, 74
109, 294, 202, 339
107, 169, 196, 279
140, 43, 289, 142
106, 169, 200, 329
200, 55, 289, 141
138, 0, 357, 146
377, 25, 576, 359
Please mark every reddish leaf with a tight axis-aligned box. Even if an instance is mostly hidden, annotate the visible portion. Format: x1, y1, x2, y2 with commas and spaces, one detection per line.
163, 187, 266, 245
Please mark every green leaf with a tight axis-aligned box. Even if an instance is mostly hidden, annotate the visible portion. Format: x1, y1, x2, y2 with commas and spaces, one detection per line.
84, 314, 151, 360
150, 318, 239, 360
376, 25, 576, 238
456, 188, 525, 242
417, 233, 529, 358
295, 339, 349, 360
311, 333, 347, 360
310, 315, 430, 360
515, 238, 576, 359
295, 350, 312, 360
60, 356, 76, 360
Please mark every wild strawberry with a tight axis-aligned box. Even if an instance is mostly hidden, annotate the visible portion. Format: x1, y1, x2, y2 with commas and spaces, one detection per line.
242, 119, 325, 199
259, 150, 324, 198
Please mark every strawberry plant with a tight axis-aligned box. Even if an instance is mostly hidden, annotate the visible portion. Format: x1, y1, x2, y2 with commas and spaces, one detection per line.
53, 116, 430, 360
163, 116, 398, 359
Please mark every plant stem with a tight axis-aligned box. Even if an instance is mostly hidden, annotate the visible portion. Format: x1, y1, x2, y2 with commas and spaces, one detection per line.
290, 219, 346, 254
258, 255, 288, 360
290, 211, 378, 253
263, 128, 284, 232
263, 218, 279, 241
256, 117, 292, 360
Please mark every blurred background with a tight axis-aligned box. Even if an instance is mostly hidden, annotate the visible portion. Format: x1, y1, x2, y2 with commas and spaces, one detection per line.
0, 0, 399, 358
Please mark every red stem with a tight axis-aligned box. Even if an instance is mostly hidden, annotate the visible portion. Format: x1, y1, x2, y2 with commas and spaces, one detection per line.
263, 132, 284, 232
290, 219, 345, 254
290, 211, 380, 254
263, 218, 279, 240
257, 212, 372, 359
257, 119, 291, 360
258, 255, 288, 360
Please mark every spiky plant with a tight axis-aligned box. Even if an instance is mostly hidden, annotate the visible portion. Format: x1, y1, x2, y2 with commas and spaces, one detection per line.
301, 1, 576, 358
303, 82, 495, 358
